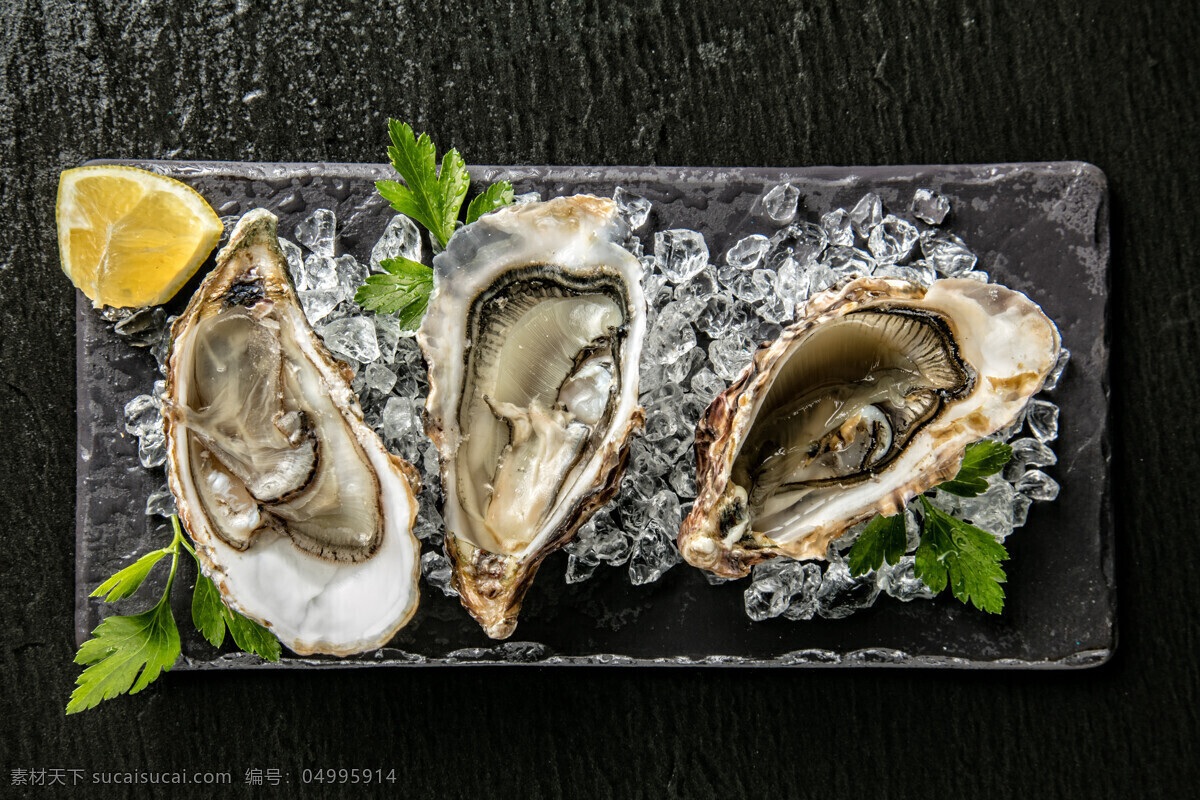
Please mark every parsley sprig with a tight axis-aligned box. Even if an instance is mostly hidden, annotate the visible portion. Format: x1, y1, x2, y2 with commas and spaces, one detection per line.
847, 440, 1014, 614
356, 120, 514, 328
67, 515, 280, 714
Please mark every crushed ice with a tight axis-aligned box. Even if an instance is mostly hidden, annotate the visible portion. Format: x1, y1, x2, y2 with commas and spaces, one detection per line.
112, 190, 1068, 620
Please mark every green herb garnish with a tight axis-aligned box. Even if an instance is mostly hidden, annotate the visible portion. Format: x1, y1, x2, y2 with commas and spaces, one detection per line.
847, 440, 1014, 614
937, 440, 1012, 497
68, 515, 279, 714
358, 120, 513, 328
846, 513, 908, 577
914, 496, 1008, 614
353, 256, 435, 330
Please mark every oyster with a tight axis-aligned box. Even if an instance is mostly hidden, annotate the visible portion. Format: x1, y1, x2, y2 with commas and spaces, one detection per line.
679, 276, 1061, 578
164, 209, 421, 656
420, 195, 646, 638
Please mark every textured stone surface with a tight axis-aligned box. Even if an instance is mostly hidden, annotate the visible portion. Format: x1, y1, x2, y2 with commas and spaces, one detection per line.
76, 159, 1113, 669
2, 0, 1198, 797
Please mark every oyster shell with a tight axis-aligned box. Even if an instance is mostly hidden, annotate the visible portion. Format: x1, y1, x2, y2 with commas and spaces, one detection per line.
679, 276, 1061, 578
420, 195, 646, 638
164, 209, 421, 656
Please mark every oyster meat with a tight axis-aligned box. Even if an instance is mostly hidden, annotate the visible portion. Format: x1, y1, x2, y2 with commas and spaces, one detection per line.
679, 276, 1061, 578
420, 195, 646, 638
164, 209, 422, 656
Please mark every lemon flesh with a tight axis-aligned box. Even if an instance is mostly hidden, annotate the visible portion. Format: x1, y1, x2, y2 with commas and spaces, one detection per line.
56, 165, 224, 308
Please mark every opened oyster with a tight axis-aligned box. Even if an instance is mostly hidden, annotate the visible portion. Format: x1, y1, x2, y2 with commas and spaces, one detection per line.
679, 276, 1061, 578
420, 195, 646, 638
164, 209, 421, 656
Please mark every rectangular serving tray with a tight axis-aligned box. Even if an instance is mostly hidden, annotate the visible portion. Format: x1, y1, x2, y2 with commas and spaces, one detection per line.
75, 160, 1114, 668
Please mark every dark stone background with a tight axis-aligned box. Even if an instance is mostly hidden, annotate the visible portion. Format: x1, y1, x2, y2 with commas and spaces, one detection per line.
0, 1, 1195, 797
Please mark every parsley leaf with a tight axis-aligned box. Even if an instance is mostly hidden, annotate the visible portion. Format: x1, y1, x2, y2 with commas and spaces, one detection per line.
90, 548, 169, 602
68, 515, 282, 713
191, 558, 280, 661
67, 587, 180, 714
376, 120, 471, 249
353, 257, 434, 329
465, 181, 515, 224
847, 513, 908, 576
361, 120, 515, 326
191, 572, 227, 648
223, 606, 282, 662
938, 440, 1013, 497
915, 497, 1008, 614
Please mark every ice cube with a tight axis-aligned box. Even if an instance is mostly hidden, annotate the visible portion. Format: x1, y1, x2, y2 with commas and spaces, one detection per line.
627, 520, 681, 585
301, 253, 340, 293
138, 435, 167, 469
363, 363, 397, 395
767, 222, 828, 268
614, 186, 652, 229
668, 457, 697, 498
370, 214, 422, 274
374, 315, 402, 364
299, 290, 339, 324
144, 484, 177, 518
873, 262, 936, 287
815, 560, 881, 619
124, 394, 162, 439
647, 489, 682, 532
725, 234, 770, 269
709, 334, 754, 380
643, 405, 679, 443
565, 553, 599, 584
911, 188, 950, 225
867, 215, 919, 264
112, 307, 168, 348
849, 192, 883, 239
1027, 399, 1060, 442
745, 559, 806, 621
762, 182, 799, 223
643, 271, 671, 308
421, 551, 459, 597
645, 300, 697, 365
1043, 347, 1071, 391
690, 368, 725, 399
820, 208, 855, 247
780, 563, 824, 620
381, 396, 416, 443
629, 438, 673, 478
756, 291, 792, 325
821, 246, 875, 278
876, 556, 936, 602
695, 293, 750, 339
1014, 469, 1060, 502
1004, 437, 1058, 481
728, 269, 773, 303
320, 317, 380, 363
673, 270, 720, 314
955, 480, 1017, 540
1012, 493, 1033, 528
279, 237, 304, 286
920, 231, 977, 276
336, 254, 368, 301
654, 229, 709, 283
512, 191, 541, 204
663, 346, 705, 385
295, 208, 336, 256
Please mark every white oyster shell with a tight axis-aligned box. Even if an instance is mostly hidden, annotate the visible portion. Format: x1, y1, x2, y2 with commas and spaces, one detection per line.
164, 209, 421, 656
420, 195, 646, 638
679, 276, 1062, 578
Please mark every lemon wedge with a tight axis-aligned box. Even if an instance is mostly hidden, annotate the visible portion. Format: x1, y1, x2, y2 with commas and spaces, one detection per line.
56, 165, 224, 308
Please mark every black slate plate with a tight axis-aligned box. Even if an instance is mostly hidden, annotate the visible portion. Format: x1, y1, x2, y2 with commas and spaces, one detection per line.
75, 160, 1113, 668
